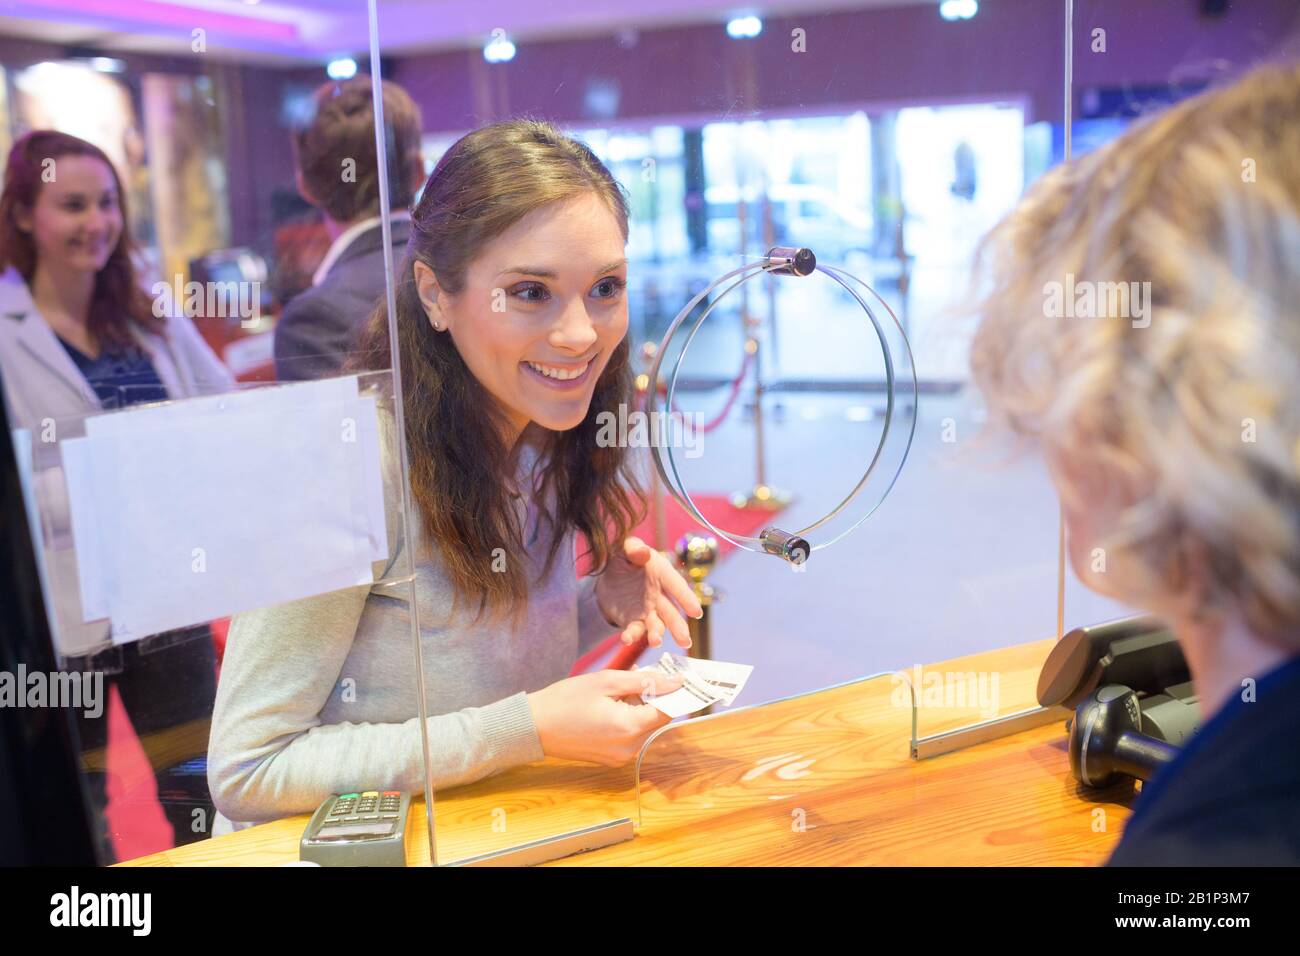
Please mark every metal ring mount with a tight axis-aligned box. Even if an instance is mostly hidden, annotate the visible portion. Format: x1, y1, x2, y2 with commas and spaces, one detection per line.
644, 246, 918, 564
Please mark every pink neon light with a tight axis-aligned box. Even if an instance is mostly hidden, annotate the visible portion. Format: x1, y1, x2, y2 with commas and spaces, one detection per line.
27, 0, 300, 43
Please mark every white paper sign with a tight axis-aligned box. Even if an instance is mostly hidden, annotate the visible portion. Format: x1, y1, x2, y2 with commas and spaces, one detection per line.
61, 377, 388, 643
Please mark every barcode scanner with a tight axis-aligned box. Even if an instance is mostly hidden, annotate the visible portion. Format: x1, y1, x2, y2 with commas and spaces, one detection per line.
1068, 684, 1179, 788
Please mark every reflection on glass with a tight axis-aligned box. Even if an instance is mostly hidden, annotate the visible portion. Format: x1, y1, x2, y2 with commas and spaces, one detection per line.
0, 116, 235, 863
0, 5, 408, 866
1059, 0, 1299, 631
2, 0, 1293, 868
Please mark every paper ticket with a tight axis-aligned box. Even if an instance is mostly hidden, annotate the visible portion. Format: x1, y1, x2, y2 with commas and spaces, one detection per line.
638, 653, 754, 718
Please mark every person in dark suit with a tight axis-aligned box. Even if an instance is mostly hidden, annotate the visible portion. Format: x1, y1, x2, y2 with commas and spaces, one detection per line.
274, 75, 424, 381
968, 63, 1300, 866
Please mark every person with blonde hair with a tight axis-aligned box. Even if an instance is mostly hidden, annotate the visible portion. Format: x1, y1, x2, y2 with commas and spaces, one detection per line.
970, 62, 1300, 865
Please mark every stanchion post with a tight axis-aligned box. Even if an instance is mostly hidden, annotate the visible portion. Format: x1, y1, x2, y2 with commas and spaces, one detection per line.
675, 532, 719, 657
637, 342, 668, 552
732, 294, 790, 512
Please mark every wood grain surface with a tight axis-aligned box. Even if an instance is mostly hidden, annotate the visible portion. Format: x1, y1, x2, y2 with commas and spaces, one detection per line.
119, 637, 1136, 866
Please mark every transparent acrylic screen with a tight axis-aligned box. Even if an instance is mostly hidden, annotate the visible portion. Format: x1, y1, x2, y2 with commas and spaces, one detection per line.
1, 2, 429, 865
1, 0, 1067, 867
5, 0, 1292, 866
384, 1, 1076, 861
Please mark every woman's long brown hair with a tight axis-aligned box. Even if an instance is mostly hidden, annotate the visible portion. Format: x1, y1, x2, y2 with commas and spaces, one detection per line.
350, 119, 644, 621
0, 130, 163, 351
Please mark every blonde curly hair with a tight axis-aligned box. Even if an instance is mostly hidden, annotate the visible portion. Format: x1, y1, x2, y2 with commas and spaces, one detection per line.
970, 62, 1300, 649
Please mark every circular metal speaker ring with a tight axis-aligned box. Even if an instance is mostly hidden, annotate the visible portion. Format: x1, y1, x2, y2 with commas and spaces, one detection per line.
644, 246, 918, 565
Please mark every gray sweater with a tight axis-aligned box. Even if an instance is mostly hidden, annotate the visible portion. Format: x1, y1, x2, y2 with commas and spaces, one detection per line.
207, 426, 615, 825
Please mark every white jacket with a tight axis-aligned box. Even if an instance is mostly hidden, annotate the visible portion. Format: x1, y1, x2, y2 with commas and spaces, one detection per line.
0, 265, 236, 655
0, 265, 235, 440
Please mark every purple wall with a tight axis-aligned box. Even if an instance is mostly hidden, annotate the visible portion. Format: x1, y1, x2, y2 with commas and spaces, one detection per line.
392, 0, 1299, 133
392, 2, 1064, 133
216, 63, 322, 252
6, 0, 1295, 252
1070, 0, 1299, 89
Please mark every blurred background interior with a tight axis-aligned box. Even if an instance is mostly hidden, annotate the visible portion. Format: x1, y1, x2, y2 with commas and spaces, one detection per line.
4, 0, 1297, 861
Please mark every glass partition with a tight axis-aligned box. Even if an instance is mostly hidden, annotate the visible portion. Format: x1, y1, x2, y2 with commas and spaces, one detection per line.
1060, 0, 1300, 634
0, 0, 432, 866
912, 0, 1300, 744
1, 0, 1075, 867
390, 2, 1073, 707
378, 0, 1076, 863
6, 0, 1292, 868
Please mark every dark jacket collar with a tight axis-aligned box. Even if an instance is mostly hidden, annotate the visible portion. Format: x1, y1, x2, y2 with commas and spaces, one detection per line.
333, 216, 412, 269
1109, 653, 1300, 863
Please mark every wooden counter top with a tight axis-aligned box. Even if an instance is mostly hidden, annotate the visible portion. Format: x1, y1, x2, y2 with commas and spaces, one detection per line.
121, 637, 1134, 866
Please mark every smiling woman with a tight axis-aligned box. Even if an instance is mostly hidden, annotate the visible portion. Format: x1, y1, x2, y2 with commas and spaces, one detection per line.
0, 131, 163, 355
207, 119, 703, 827
417, 194, 628, 452
355, 120, 641, 619
0, 130, 235, 862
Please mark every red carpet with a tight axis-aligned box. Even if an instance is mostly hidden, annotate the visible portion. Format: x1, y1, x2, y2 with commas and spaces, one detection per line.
103, 686, 173, 862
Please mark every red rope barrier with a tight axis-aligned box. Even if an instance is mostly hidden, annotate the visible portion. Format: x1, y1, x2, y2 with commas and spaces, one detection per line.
650, 347, 754, 435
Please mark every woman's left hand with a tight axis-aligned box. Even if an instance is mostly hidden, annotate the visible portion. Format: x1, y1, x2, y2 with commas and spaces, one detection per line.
595, 536, 704, 649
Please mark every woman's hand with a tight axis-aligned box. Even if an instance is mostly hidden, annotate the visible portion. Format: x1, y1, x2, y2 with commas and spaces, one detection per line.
595, 536, 704, 649
527, 670, 685, 766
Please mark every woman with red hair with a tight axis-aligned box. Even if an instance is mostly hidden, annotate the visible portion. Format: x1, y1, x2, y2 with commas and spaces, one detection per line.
0, 129, 234, 862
